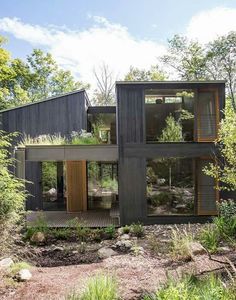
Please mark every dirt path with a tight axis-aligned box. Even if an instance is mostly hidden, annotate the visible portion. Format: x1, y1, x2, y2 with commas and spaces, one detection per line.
2, 253, 230, 300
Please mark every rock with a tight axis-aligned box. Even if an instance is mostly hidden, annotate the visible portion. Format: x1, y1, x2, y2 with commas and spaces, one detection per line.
120, 234, 130, 240
72, 250, 78, 254
117, 228, 123, 235
98, 247, 117, 259
52, 246, 64, 252
17, 269, 32, 281
0, 258, 14, 268
30, 231, 46, 244
189, 242, 205, 256
218, 246, 231, 253
47, 188, 57, 197
115, 240, 133, 249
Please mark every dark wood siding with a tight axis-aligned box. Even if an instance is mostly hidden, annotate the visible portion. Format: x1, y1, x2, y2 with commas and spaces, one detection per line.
0, 90, 88, 210
116, 82, 225, 225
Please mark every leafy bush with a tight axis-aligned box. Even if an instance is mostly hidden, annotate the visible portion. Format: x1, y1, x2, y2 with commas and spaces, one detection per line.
122, 225, 130, 234
213, 216, 236, 240
42, 162, 57, 192
51, 227, 72, 240
101, 178, 118, 191
0, 131, 26, 223
104, 225, 116, 239
218, 199, 236, 219
150, 192, 172, 207
143, 274, 235, 300
25, 213, 49, 240
199, 224, 220, 253
130, 222, 145, 237
170, 227, 193, 260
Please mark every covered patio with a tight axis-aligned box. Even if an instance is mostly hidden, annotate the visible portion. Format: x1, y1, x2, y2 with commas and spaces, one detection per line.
26, 210, 120, 227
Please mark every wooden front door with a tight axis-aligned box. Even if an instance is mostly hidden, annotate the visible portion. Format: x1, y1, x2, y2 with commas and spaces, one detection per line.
66, 161, 87, 212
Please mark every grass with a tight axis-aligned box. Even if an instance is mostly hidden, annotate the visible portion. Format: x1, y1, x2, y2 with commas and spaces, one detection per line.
199, 224, 220, 253
130, 222, 145, 237
143, 274, 236, 300
170, 227, 194, 260
66, 274, 118, 300
9, 262, 31, 277
25, 212, 49, 240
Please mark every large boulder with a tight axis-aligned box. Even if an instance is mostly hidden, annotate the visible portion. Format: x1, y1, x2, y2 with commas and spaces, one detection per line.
30, 231, 46, 244
98, 247, 117, 259
0, 258, 14, 269
17, 269, 32, 281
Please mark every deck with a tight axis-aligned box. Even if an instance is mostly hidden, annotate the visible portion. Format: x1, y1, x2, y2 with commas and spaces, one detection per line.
26, 210, 120, 227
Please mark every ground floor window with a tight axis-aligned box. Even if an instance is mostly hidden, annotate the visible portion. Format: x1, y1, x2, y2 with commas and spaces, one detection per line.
87, 162, 118, 210
42, 161, 66, 211
147, 158, 195, 215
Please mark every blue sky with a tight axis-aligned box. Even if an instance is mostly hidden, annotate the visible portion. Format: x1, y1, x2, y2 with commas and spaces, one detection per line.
0, 0, 236, 85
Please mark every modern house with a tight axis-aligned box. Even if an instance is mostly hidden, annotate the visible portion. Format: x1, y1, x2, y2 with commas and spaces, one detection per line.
0, 81, 228, 225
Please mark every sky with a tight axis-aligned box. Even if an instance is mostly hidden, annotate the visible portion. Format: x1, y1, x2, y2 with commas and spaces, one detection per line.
0, 0, 236, 87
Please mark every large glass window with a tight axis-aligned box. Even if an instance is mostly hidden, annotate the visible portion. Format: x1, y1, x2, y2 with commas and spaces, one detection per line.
87, 162, 118, 210
146, 158, 195, 216
145, 89, 195, 142
42, 161, 66, 210
88, 113, 116, 144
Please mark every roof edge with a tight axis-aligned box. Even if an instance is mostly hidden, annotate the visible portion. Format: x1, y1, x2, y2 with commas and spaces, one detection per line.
0, 88, 87, 113
116, 80, 226, 85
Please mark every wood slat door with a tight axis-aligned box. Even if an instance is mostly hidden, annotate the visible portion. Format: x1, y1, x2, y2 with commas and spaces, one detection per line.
66, 161, 87, 212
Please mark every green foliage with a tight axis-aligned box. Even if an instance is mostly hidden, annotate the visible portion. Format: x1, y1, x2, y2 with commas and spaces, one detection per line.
121, 225, 130, 234
213, 216, 236, 240
144, 274, 235, 300
170, 227, 193, 260
104, 225, 116, 239
159, 115, 183, 142
124, 65, 166, 81
199, 224, 220, 253
218, 199, 236, 219
79, 274, 118, 300
150, 192, 172, 207
130, 222, 145, 237
101, 178, 118, 191
204, 101, 236, 190
0, 131, 26, 223
42, 162, 57, 191
51, 227, 72, 240
25, 213, 48, 240
0, 37, 88, 109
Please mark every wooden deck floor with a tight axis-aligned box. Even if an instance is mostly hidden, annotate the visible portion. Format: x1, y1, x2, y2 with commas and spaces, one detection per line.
26, 210, 120, 227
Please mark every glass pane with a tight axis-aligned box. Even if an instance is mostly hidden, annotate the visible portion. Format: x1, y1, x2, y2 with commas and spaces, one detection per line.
147, 158, 195, 215
87, 162, 118, 210
198, 92, 216, 139
42, 161, 66, 210
145, 89, 194, 142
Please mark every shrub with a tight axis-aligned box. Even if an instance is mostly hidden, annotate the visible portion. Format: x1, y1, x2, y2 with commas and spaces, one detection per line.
104, 225, 116, 239
80, 274, 118, 300
199, 224, 220, 253
101, 178, 118, 192
150, 192, 172, 207
130, 222, 145, 237
51, 227, 72, 240
122, 225, 130, 234
144, 274, 235, 300
25, 212, 49, 240
170, 227, 193, 260
213, 216, 236, 240
218, 199, 236, 219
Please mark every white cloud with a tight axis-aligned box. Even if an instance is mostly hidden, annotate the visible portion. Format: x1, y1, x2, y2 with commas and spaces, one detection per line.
186, 7, 236, 44
0, 17, 166, 88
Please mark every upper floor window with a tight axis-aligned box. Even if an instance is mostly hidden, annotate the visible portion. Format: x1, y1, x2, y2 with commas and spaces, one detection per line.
145, 89, 195, 143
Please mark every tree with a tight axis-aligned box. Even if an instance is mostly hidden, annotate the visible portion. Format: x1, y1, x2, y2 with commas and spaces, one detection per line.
161, 35, 207, 80
204, 100, 236, 191
206, 32, 236, 111
159, 115, 183, 189
93, 63, 116, 105
124, 65, 166, 81
0, 35, 89, 109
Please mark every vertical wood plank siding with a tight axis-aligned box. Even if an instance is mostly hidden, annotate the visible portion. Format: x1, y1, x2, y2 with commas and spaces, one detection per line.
116, 82, 225, 225
0, 91, 88, 210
